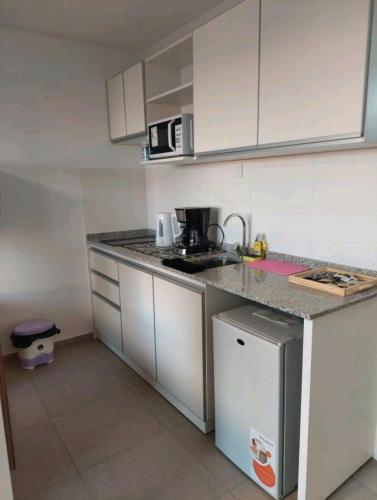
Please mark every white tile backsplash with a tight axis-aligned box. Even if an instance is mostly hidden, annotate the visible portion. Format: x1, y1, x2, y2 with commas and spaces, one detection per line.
145, 148, 377, 271
247, 159, 314, 208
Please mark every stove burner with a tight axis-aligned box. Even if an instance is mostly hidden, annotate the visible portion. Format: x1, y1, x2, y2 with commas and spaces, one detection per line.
123, 242, 222, 260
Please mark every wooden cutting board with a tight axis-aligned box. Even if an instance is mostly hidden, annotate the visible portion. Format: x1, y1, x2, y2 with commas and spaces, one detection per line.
288, 267, 377, 296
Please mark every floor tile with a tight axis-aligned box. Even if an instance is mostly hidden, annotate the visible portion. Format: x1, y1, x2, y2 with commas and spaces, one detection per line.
4, 356, 40, 389
82, 432, 226, 500
53, 390, 165, 470
11, 420, 76, 499
89, 340, 143, 388
231, 479, 275, 499
171, 420, 246, 490
329, 478, 377, 499
41, 340, 102, 373
286, 491, 298, 499
18, 474, 91, 500
354, 460, 377, 494
32, 355, 127, 417
130, 379, 188, 429
8, 382, 49, 429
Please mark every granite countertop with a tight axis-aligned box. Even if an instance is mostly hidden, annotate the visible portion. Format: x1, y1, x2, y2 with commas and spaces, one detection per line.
87, 230, 377, 320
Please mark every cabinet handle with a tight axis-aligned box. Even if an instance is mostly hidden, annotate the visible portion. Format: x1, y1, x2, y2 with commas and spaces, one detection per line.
237, 339, 245, 346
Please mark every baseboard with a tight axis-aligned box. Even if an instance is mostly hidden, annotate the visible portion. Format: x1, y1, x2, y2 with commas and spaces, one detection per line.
2, 332, 94, 359
54, 332, 93, 349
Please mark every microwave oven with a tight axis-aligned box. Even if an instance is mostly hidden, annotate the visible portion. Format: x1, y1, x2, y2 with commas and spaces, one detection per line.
148, 114, 194, 159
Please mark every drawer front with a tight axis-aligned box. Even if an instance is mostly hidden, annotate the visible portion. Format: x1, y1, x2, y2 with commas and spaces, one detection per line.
91, 272, 120, 306
89, 250, 118, 281
92, 294, 122, 350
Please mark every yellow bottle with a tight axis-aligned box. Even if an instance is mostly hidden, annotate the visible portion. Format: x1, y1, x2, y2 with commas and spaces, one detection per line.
261, 233, 268, 259
253, 234, 263, 257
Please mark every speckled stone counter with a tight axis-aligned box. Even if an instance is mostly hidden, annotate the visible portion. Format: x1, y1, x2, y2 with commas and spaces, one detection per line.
87, 230, 377, 320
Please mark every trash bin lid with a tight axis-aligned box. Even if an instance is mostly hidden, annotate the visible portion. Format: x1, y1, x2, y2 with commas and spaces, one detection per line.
13, 319, 55, 336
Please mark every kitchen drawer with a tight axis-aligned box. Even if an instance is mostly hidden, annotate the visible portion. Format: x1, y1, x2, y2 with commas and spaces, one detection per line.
89, 250, 118, 281
92, 293, 122, 350
91, 272, 120, 306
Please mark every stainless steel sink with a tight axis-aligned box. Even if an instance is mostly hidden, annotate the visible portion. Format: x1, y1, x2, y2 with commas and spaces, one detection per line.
162, 253, 242, 274
189, 255, 241, 269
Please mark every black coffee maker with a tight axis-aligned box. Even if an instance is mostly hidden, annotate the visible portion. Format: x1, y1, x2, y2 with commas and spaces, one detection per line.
175, 207, 211, 254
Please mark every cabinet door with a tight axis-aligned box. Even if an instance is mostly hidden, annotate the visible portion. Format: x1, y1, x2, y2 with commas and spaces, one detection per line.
193, 0, 259, 154
92, 294, 122, 350
106, 73, 127, 141
0, 345, 15, 471
154, 277, 204, 418
0, 401, 13, 500
259, 0, 371, 146
119, 264, 156, 379
123, 62, 146, 137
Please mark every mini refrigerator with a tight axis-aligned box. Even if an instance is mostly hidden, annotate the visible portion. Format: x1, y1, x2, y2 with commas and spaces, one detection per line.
213, 304, 303, 499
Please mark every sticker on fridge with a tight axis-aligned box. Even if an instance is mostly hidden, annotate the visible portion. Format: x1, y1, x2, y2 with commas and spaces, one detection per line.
250, 428, 277, 496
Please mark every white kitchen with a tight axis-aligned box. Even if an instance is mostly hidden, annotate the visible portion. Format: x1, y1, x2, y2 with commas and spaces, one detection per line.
1, 1, 377, 499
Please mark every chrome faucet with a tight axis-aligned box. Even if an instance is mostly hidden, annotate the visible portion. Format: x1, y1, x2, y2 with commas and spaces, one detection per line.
223, 213, 247, 252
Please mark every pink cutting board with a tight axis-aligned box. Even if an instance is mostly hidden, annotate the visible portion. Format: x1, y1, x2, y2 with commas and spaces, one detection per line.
246, 259, 310, 276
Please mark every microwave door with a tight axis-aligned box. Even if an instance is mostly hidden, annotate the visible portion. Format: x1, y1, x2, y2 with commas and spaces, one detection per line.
149, 120, 176, 158
167, 120, 176, 154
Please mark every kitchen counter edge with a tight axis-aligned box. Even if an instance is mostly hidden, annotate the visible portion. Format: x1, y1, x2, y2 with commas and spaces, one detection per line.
87, 239, 377, 321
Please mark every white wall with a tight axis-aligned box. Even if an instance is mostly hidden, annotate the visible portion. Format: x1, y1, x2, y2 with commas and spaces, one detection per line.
79, 163, 147, 234
0, 25, 138, 169
0, 26, 144, 353
145, 148, 377, 271
0, 166, 93, 354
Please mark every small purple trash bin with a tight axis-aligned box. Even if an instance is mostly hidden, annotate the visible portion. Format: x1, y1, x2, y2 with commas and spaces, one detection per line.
11, 319, 60, 370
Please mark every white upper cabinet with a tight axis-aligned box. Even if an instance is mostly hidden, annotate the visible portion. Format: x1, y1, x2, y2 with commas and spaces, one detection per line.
123, 62, 146, 137
193, 0, 260, 154
106, 62, 146, 142
107, 73, 127, 141
258, 0, 371, 146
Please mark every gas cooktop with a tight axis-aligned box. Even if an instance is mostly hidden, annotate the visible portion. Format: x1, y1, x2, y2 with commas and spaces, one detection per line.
123, 242, 222, 260
100, 236, 222, 260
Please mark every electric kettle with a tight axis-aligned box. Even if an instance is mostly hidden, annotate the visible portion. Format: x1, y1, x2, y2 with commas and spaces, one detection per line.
155, 212, 181, 247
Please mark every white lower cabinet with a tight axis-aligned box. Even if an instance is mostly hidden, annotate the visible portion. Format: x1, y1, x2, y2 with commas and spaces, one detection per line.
92, 293, 122, 351
119, 263, 156, 380
89, 250, 119, 282
154, 276, 204, 419
90, 272, 120, 306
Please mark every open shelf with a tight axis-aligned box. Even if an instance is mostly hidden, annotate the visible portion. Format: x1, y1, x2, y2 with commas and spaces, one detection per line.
145, 35, 193, 69
147, 82, 193, 107
144, 33, 193, 129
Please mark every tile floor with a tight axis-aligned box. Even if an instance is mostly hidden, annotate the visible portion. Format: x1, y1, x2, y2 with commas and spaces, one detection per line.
5, 338, 377, 500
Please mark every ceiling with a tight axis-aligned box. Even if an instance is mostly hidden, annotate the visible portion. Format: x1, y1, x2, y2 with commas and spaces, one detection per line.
0, 0, 224, 52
